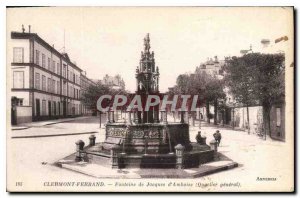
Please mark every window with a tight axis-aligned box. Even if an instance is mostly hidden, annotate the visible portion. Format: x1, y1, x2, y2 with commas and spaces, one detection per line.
13, 71, 24, 88
60, 102, 63, 115
48, 58, 51, 70
69, 85, 72, 97
52, 79, 56, 93
47, 78, 51, 92
36, 99, 40, 116
52, 60, 56, 73
57, 101, 59, 115
63, 64, 66, 78
53, 101, 56, 115
57, 81, 60, 94
42, 54, 46, 68
57, 63, 60, 75
13, 47, 24, 63
63, 83, 66, 95
57, 102, 60, 115
42, 75, 46, 91
276, 108, 281, 127
42, 100, 46, 116
35, 50, 40, 65
35, 73, 40, 89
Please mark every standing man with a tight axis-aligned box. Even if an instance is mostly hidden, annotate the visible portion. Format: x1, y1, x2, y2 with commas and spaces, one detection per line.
213, 130, 222, 146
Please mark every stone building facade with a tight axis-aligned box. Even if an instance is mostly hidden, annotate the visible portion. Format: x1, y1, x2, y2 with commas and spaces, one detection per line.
9, 30, 94, 124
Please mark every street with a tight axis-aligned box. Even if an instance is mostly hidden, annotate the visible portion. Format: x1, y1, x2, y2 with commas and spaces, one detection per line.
7, 116, 293, 191
7, 116, 107, 187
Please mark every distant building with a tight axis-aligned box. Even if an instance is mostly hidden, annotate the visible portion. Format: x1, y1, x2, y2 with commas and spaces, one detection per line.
195, 56, 225, 77
101, 74, 125, 90
9, 27, 95, 125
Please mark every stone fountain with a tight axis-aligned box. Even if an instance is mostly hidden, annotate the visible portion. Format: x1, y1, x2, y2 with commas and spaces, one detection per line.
71, 34, 216, 169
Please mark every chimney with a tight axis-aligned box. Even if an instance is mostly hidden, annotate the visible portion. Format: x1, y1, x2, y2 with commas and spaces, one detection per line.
28, 25, 31, 33
22, 24, 25, 33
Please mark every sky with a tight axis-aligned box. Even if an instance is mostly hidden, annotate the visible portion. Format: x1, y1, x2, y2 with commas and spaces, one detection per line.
7, 7, 293, 92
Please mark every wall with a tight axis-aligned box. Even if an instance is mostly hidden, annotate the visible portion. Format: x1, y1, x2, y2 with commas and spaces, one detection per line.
16, 106, 32, 124
232, 106, 263, 134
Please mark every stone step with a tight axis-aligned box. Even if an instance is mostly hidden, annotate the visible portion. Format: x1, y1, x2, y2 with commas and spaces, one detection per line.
120, 154, 177, 168
85, 151, 111, 158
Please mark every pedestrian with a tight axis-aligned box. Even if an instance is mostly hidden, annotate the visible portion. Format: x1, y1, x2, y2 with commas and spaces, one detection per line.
196, 131, 203, 144
213, 130, 222, 146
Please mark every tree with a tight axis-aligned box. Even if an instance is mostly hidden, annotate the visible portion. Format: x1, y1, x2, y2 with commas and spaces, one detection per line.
204, 76, 226, 125
225, 53, 285, 138
225, 56, 258, 133
81, 81, 112, 114
175, 74, 193, 94
174, 71, 225, 125
252, 53, 285, 138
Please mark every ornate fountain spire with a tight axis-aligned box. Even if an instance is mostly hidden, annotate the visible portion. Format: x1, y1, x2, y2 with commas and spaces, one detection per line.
144, 33, 151, 53
137, 33, 159, 93
135, 33, 160, 123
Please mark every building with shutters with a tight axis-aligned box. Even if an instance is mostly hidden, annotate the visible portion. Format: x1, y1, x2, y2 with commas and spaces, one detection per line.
9, 28, 94, 124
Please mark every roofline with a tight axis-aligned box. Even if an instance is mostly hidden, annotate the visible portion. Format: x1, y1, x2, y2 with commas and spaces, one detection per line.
80, 73, 97, 85
11, 31, 82, 72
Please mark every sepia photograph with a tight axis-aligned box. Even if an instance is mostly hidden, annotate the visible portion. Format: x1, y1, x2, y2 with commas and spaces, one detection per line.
5, 6, 294, 192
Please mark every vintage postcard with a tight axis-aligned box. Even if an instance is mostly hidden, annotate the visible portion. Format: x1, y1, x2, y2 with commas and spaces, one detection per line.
6, 7, 294, 192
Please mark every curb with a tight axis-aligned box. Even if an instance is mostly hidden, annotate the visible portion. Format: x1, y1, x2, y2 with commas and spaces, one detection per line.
11, 117, 87, 131
191, 162, 238, 178
41, 119, 79, 126
11, 131, 98, 139
11, 127, 30, 131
